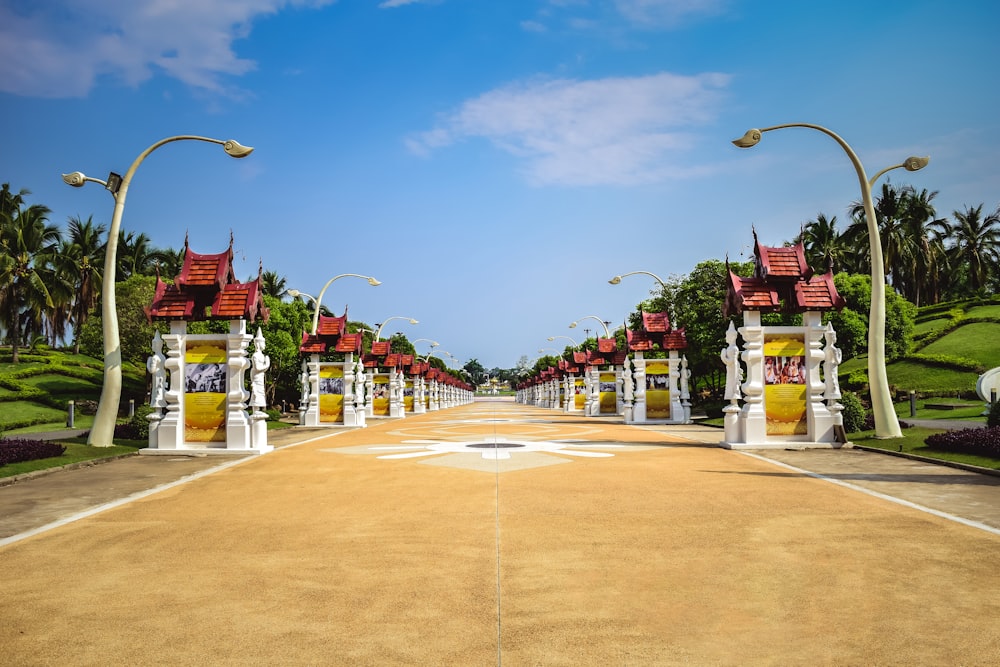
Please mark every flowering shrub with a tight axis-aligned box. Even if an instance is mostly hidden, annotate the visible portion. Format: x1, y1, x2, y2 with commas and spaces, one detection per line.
0, 438, 66, 466
925, 427, 1000, 457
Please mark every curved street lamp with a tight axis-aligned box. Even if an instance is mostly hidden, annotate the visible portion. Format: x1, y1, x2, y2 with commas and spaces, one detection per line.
608, 270, 668, 288
306, 273, 380, 335
286, 289, 315, 304
374, 316, 418, 340
569, 316, 611, 338
63, 135, 253, 446
732, 123, 929, 438
547, 335, 579, 347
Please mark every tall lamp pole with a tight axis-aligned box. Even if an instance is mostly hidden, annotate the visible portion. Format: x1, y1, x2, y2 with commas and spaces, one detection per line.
373, 316, 419, 341
732, 123, 929, 438
569, 316, 611, 338
295, 274, 380, 335
63, 135, 254, 446
608, 270, 668, 288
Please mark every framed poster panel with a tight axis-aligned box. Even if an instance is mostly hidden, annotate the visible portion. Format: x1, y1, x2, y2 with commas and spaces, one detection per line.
764, 335, 808, 435
599, 372, 617, 414
573, 378, 586, 410
645, 362, 671, 420
184, 339, 227, 442
319, 364, 344, 423
372, 374, 391, 416
404, 379, 414, 412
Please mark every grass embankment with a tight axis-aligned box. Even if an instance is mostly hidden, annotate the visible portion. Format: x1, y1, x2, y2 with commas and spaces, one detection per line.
853, 427, 1000, 471
1, 438, 145, 479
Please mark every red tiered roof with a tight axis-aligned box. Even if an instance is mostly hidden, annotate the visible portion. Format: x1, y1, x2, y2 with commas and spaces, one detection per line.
371, 340, 391, 356
626, 310, 687, 353
597, 338, 617, 353
335, 332, 364, 354
147, 237, 269, 323
725, 230, 844, 315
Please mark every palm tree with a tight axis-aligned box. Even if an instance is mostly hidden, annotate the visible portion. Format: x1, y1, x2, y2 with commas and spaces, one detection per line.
796, 213, 847, 273
896, 188, 948, 306
0, 196, 59, 362
57, 216, 107, 353
946, 204, 1000, 294
847, 182, 910, 287
119, 231, 170, 279
260, 270, 288, 298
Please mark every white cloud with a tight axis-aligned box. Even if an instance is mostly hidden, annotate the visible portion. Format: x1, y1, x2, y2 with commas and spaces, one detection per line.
0, 0, 333, 98
378, 0, 435, 7
408, 72, 730, 186
613, 0, 728, 26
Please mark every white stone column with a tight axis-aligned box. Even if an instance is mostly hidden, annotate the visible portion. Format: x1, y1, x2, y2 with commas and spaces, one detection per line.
224, 320, 252, 449
805, 311, 835, 443
632, 352, 647, 423
156, 321, 186, 449
304, 354, 321, 426
739, 311, 766, 444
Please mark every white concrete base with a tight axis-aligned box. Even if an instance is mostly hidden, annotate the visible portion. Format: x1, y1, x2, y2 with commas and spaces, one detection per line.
720, 440, 853, 450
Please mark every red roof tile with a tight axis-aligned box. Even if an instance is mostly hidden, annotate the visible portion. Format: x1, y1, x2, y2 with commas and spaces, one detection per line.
597, 337, 617, 353
176, 249, 233, 291
334, 332, 364, 353
371, 340, 391, 356
792, 271, 846, 311
147, 278, 199, 321
641, 311, 670, 333
299, 332, 327, 354
662, 329, 688, 350
626, 328, 654, 351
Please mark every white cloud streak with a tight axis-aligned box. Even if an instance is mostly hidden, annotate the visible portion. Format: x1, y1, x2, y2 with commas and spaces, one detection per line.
0, 0, 333, 98
613, 0, 728, 26
407, 72, 731, 186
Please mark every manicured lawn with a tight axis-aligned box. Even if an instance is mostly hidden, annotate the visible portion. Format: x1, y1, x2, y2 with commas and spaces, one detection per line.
0, 401, 68, 430
883, 359, 979, 394
18, 373, 101, 395
0, 438, 144, 479
922, 322, 1000, 368
913, 317, 950, 337
853, 426, 1000, 471
964, 304, 1000, 318
894, 398, 988, 421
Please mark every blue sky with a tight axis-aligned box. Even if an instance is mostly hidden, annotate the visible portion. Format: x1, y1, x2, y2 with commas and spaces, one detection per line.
2, 0, 999, 370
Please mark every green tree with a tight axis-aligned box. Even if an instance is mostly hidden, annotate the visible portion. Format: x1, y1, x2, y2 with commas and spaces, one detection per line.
828, 273, 915, 360
797, 213, 848, 273
57, 215, 107, 353
78, 274, 162, 366
0, 190, 58, 362
946, 204, 1000, 295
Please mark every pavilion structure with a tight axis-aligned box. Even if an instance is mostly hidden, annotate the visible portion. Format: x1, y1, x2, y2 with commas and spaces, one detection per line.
299, 311, 366, 428
144, 235, 272, 454
722, 231, 847, 448
623, 311, 691, 424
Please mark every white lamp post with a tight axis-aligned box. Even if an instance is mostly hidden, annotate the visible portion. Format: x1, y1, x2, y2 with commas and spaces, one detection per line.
732, 123, 929, 438
569, 316, 611, 338
294, 274, 379, 335
608, 270, 668, 288
547, 335, 579, 347
63, 135, 253, 446
373, 316, 418, 340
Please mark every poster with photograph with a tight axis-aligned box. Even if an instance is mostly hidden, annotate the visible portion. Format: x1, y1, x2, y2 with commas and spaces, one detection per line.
764, 335, 808, 435
184, 340, 227, 442
645, 362, 671, 419
372, 374, 390, 416
403, 379, 414, 412
574, 378, 586, 410
319, 365, 344, 423
599, 372, 617, 414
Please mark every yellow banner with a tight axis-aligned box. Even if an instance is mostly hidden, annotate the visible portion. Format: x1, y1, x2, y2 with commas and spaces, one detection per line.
599, 372, 616, 414
764, 336, 807, 435
646, 362, 671, 419
319, 365, 344, 423
404, 380, 414, 411
574, 378, 586, 409
373, 374, 390, 416
184, 340, 227, 442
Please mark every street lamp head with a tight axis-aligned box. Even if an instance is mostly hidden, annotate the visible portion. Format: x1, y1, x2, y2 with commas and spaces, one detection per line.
608, 275, 622, 285
62, 172, 88, 187
904, 156, 930, 172
568, 321, 578, 329
408, 319, 418, 325
732, 128, 762, 149
367, 277, 381, 286
223, 140, 254, 158
287, 289, 302, 298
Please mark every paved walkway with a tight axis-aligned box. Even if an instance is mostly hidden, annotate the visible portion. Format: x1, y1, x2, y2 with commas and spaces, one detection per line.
2, 401, 999, 665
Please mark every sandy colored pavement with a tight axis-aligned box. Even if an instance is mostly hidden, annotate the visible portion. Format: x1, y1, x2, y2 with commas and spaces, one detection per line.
2, 400, 999, 666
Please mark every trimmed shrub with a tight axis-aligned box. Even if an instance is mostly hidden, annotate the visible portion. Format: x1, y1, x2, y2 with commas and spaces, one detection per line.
0, 438, 66, 466
925, 427, 1000, 457
840, 391, 866, 434
112, 405, 155, 441
988, 401, 1000, 429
